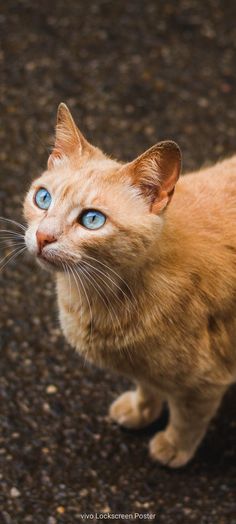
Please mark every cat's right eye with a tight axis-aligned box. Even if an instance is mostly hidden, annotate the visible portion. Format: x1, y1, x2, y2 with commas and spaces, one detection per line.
35, 188, 52, 210
79, 209, 106, 230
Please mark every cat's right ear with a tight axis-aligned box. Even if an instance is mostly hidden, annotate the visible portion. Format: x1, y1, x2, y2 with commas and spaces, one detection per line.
48, 103, 92, 169
124, 141, 181, 214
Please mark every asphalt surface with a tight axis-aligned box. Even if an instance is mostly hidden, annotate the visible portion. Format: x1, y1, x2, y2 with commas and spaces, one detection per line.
0, 1, 236, 523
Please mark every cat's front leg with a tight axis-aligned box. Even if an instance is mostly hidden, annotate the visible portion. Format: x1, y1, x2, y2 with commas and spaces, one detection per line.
149, 386, 226, 468
109, 384, 163, 429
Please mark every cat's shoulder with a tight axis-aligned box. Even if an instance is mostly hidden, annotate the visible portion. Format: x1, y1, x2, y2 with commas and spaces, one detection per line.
181, 154, 236, 186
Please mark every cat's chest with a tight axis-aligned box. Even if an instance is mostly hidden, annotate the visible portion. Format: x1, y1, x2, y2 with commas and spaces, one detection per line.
57, 283, 135, 365
58, 299, 155, 384
59, 302, 115, 352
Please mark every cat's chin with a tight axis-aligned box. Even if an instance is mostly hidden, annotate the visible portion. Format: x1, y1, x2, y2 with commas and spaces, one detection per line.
36, 254, 63, 272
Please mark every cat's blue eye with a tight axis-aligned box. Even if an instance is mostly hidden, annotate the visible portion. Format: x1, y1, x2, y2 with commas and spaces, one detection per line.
80, 209, 106, 230
35, 188, 52, 210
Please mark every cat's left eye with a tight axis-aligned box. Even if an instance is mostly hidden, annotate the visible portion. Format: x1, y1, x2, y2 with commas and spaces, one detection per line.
35, 188, 52, 210
79, 209, 106, 230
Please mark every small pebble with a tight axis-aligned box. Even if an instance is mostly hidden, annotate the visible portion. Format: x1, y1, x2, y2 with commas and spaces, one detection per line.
183, 508, 192, 515
10, 487, 20, 498
46, 385, 58, 394
42, 447, 50, 454
56, 506, 65, 514
79, 489, 88, 497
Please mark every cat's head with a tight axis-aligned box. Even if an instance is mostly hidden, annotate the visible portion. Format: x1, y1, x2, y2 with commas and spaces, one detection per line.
24, 104, 181, 278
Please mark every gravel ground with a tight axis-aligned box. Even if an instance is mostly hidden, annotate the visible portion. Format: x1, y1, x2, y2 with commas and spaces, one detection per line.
0, 1, 236, 523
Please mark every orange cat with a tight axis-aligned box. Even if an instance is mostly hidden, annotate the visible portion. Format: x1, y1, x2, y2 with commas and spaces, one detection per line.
24, 104, 236, 467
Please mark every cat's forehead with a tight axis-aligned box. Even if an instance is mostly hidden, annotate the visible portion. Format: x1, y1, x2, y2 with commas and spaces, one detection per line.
35, 158, 137, 211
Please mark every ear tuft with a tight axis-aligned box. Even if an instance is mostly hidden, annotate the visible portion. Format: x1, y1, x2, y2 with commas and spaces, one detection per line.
128, 140, 181, 213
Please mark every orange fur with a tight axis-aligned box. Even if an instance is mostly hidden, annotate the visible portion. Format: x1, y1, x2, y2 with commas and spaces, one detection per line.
24, 104, 236, 467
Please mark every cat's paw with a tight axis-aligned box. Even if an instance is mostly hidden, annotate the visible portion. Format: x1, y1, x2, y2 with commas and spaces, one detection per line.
149, 431, 193, 468
109, 391, 162, 429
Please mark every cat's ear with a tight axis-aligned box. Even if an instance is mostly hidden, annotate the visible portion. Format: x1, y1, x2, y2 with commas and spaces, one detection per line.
48, 103, 92, 169
126, 141, 181, 213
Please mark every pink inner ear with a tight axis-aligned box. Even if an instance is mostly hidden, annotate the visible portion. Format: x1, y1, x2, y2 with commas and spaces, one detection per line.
149, 169, 179, 214
161, 169, 179, 195
151, 187, 175, 214
126, 141, 181, 214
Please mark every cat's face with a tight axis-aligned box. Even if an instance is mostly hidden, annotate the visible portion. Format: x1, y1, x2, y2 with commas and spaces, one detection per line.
24, 104, 181, 277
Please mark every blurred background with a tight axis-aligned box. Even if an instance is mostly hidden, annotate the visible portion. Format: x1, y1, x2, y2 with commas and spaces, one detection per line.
0, 1, 236, 523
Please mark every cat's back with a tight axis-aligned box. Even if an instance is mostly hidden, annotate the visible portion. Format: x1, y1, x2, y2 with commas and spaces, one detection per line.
160, 155, 236, 381
182, 154, 236, 192
172, 154, 236, 236
163, 153, 236, 304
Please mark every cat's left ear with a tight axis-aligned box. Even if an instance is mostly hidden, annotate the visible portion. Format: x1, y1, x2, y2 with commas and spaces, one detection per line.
48, 103, 92, 169
126, 141, 181, 213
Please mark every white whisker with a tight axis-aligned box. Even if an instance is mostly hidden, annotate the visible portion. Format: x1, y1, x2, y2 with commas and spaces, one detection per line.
68, 264, 91, 368
71, 265, 93, 348
69, 264, 84, 346
80, 264, 132, 359
79, 265, 127, 362
0, 241, 26, 249
83, 253, 138, 305
80, 264, 120, 339
58, 247, 137, 309
62, 262, 72, 313
0, 246, 26, 273
82, 262, 132, 327
0, 230, 25, 238
0, 238, 25, 244
82, 259, 133, 312
0, 217, 26, 232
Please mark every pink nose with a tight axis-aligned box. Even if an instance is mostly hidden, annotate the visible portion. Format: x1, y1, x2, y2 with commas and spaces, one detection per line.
36, 230, 57, 253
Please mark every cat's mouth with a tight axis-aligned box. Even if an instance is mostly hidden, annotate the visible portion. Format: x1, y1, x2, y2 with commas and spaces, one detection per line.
37, 251, 63, 271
